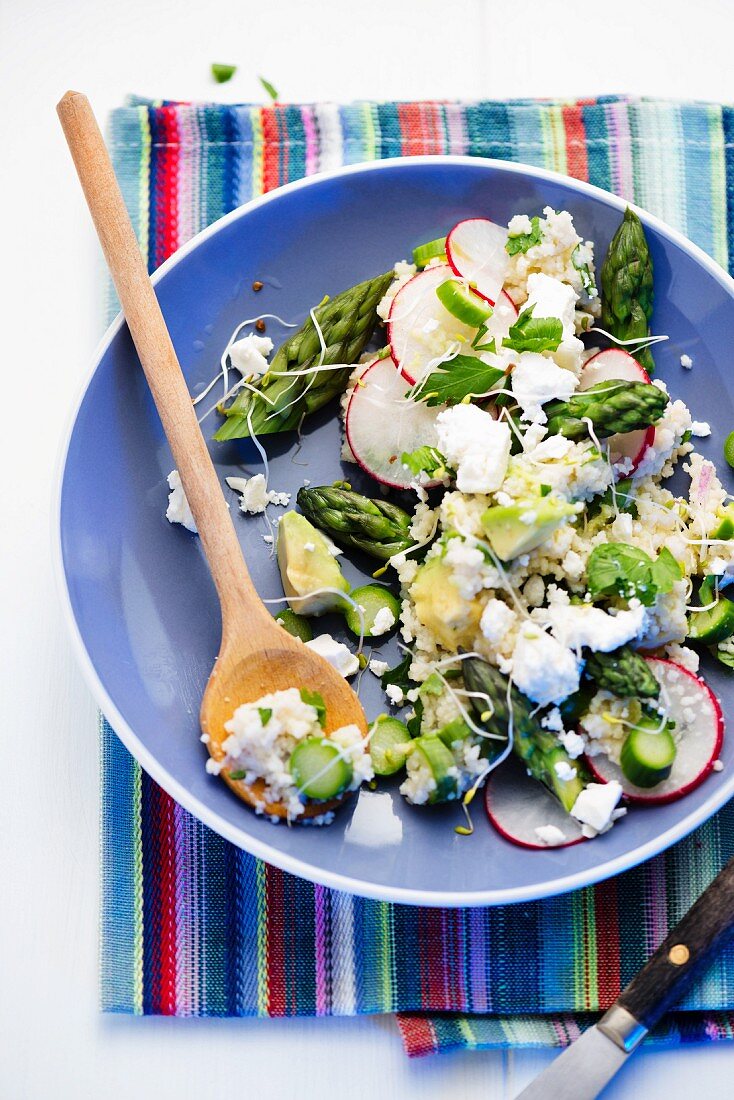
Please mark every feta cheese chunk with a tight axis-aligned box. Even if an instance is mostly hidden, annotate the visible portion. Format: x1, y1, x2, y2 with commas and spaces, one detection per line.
228, 333, 273, 377
305, 634, 359, 678
558, 729, 586, 759
226, 473, 291, 514
534, 824, 567, 846
570, 781, 623, 836
371, 606, 396, 636
680, 353, 693, 369
436, 404, 511, 494
368, 658, 389, 677
511, 352, 578, 424
385, 684, 405, 706
554, 760, 578, 782
510, 624, 581, 706
166, 469, 197, 533
480, 598, 517, 644
546, 602, 646, 652
524, 272, 578, 340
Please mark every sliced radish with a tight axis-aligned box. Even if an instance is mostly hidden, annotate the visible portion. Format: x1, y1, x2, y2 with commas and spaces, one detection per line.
446, 218, 510, 306
585, 658, 724, 805
387, 265, 482, 386
345, 358, 443, 489
580, 348, 654, 474
485, 756, 586, 849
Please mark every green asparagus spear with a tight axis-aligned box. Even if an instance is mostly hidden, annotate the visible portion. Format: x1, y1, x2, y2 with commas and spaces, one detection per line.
461, 654, 588, 812
214, 271, 393, 440
584, 645, 660, 699
600, 207, 655, 373
544, 379, 668, 441
296, 486, 413, 561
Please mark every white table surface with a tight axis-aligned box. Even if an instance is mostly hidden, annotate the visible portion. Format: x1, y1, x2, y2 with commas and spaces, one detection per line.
2, 0, 734, 1095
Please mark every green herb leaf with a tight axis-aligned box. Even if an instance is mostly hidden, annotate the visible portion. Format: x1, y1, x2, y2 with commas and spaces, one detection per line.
228, 769, 247, 781
503, 305, 563, 354
419, 354, 505, 406
572, 244, 596, 296
587, 478, 637, 520
300, 688, 327, 728
407, 695, 424, 738
380, 654, 413, 694
211, 63, 237, 84
539, 484, 552, 497
587, 543, 680, 606
258, 75, 279, 101
505, 215, 542, 256
258, 708, 272, 726
401, 446, 452, 479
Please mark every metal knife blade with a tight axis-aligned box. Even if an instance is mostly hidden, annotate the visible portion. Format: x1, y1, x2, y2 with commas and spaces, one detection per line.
514, 1024, 629, 1100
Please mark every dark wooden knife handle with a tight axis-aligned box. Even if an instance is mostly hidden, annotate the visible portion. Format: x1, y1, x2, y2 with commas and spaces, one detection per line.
616, 856, 734, 1029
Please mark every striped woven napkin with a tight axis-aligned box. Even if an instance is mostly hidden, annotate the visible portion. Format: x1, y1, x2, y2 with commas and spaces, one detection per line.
102, 96, 734, 1055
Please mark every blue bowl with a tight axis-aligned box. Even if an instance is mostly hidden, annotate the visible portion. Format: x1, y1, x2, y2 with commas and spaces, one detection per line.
56, 157, 734, 906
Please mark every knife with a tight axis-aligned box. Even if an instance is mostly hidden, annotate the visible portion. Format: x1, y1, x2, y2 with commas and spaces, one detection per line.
515, 855, 734, 1099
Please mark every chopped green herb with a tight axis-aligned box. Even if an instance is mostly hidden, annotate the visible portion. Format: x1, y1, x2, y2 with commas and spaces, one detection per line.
407, 695, 424, 738
540, 484, 552, 497
211, 63, 237, 84
228, 769, 247, 781
587, 543, 681, 606
503, 306, 563, 354
258, 75, 279, 101
300, 688, 327, 728
572, 244, 597, 297
258, 708, 272, 726
681, 429, 692, 444
419, 354, 504, 406
505, 215, 542, 256
401, 445, 452, 480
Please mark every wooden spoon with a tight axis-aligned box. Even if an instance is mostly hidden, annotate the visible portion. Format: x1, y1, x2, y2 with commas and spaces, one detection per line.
57, 91, 367, 819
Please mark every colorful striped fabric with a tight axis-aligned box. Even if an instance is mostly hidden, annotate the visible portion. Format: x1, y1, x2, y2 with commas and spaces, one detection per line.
102, 96, 734, 1054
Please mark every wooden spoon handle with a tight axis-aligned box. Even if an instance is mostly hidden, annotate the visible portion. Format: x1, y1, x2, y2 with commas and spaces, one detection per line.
57, 90, 264, 633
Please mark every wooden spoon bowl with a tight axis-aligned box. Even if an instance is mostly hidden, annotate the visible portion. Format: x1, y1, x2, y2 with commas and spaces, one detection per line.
57, 90, 367, 820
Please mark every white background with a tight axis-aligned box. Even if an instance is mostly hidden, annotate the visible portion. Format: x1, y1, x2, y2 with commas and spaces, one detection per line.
2, 0, 734, 1095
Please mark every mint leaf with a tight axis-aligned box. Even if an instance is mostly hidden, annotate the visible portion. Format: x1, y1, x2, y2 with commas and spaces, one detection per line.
505, 216, 542, 256
572, 244, 596, 296
211, 63, 237, 84
401, 446, 452, 479
380, 654, 413, 694
650, 546, 682, 593
300, 688, 326, 728
587, 543, 678, 606
258, 707, 272, 726
419, 354, 505, 406
258, 75, 279, 101
503, 305, 563, 354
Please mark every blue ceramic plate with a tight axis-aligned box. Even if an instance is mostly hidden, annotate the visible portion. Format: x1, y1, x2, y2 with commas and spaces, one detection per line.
56, 157, 734, 906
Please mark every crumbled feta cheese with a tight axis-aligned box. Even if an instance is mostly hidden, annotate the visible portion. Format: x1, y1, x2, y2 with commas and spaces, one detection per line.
508, 214, 533, 237
444, 539, 492, 600
371, 606, 396, 636
570, 781, 623, 835
480, 598, 518, 644
511, 352, 578, 424
713, 760, 724, 772
524, 273, 578, 341
385, 684, 405, 706
305, 634, 359, 677
534, 824, 567, 846
691, 421, 711, 438
553, 760, 578, 782
368, 659, 389, 677
680, 354, 693, 369
165, 469, 197, 533
541, 707, 564, 732
436, 404, 511, 494
558, 729, 586, 759
228, 333, 273, 377
226, 473, 291, 514
511, 625, 581, 706
545, 602, 646, 652
263, 534, 274, 545
376, 260, 417, 321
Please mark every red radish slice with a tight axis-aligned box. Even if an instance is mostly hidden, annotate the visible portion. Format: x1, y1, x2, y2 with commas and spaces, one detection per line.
388, 264, 483, 386
485, 756, 586, 850
584, 658, 724, 805
446, 218, 510, 306
345, 358, 443, 489
580, 348, 654, 474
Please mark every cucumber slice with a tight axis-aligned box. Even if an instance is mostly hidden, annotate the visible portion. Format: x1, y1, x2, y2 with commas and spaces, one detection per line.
275, 609, 313, 642
412, 735, 459, 803
344, 584, 400, 638
370, 717, 412, 776
412, 236, 447, 268
289, 737, 353, 800
620, 722, 677, 788
688, 590, 734, 644
435, 278, 493, 327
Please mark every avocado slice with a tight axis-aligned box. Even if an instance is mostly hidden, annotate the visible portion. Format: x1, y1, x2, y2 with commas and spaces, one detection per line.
481, 498, 577, 562
277, 511, 350, 616
409, 556, 482, 650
